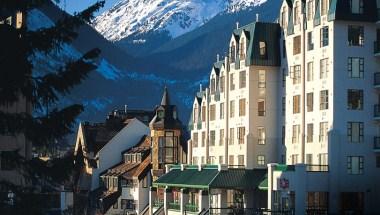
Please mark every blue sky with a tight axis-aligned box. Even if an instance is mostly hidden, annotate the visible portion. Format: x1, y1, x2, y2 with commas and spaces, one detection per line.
57, 0, 118, 15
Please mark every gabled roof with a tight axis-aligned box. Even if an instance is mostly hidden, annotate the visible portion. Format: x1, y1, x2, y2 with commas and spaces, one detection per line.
328, 0, 378, 22
209, 168, 266, 190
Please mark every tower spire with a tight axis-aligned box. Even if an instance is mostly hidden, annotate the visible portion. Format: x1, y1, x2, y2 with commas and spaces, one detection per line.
161, 86, 170, 106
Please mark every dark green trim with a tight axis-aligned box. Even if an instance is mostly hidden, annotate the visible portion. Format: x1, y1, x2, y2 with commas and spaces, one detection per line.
274, 164, 295, 172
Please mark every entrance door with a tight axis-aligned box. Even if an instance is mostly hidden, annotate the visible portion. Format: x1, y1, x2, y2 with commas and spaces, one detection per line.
340, 192, 364, 215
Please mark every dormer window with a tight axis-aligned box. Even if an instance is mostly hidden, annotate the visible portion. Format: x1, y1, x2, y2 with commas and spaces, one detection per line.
240, 38, 246, 59
230, 42, 236, 63
210, 75, 216, 94
259, 41, 267, 59
193, 104, 198, 122
294, 1, 300, 24
321, 0, 329, 16
350, 0, 363, 14
281, 7, 288, 28
157, 110, 165, 119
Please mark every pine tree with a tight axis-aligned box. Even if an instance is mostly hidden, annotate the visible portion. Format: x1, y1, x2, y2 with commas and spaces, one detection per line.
0, 0, 105, 214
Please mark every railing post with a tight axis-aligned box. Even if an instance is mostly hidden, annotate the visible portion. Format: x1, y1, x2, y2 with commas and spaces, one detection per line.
180, 189, 189, 215
164, 187, 172, 215
149, 187, 157, 215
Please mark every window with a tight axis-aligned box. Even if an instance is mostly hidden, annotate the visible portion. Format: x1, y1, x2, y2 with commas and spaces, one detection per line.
240, 38, 246, 59
293, 36, 301, 55
258, 70, 266, 88
291, 154, 299, 164
282, 126, 285, 145
210, 76, 216, 94
348, 57, 364, 78
347, 156, 364, 174
220, 75, 225, 92
230, 73, 235, 90
307, 123, 314, 143
307, 62, 313, 81
229, 128, 234, 145
210, 130, 216, 146
219, 156, 224, 164
257, 155, 265, 166
238, 155, 244, 166
319, 153, 328, 166
319, 122, 328, 142
193, 133, 198, 148
307, 31, 314, 50
201, 156, 205, 164
321, 0, 329, 16
348, 25, 364, 46
347, 122, 364, 143
220, 103, 224, 119
307, 92, 313, 112
320, 90, 328, 110
281, 7, 287, 27
209, 156, 216, 164
229, 155, 234, 166
230, 42, 236, 63
306, 154, 313, 165
202, 132, 206, 147
158, 131, 178, 164
0, 151, 15, 171
219, 129, 224, 146
201, 105, 206, 122
142, 175, 148, 188
193, 104, 198, 122
350, 0, 364, 14
307, 192, 329, 211
230, 100, 235, 118
258, 100, 265, 116
291, 65, 301, 84
293, 95, 301, 114
258, 127, 266, 145
237, 127, 245, 144
239, 70, 246, 88
320, 26, 329, 47
307, 0, 314, 21
320, 58, 329, 79
259, 41, 267, 58
193, 157, 198, 165
294, 1, 300, 24
239, 99, 246, 116
282, 68, 286, 87
121, 199, 135, 210
292, 125, 300, 144
348, 89, 363, 110
282, 97, 286, 116
210, 104, 216, 121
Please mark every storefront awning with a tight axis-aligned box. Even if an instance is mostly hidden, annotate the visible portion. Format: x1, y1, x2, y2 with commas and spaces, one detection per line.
258, 176, 268, 191
209, 169, 266, 190
153, 166, 219, 189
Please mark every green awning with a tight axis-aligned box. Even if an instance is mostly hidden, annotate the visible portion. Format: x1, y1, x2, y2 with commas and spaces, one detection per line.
258, 177, 268, 191
153, 167, 218, 189
209, 169, 266, 190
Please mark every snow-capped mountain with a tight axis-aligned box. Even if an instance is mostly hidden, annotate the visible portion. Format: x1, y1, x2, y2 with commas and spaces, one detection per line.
93, 0, 267, 41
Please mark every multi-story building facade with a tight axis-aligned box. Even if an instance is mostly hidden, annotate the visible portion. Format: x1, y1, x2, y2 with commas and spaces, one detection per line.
270, 0, 380, 214
188, 22, 282, 169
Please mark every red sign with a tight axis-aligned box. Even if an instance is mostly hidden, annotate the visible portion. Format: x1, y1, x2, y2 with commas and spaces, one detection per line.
279, 178, 289, 189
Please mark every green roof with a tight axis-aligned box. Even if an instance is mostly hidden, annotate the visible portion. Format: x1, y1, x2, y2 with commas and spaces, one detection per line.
209, 169, 266, 190
153, 166, 219, 189
274, 164, 295, 172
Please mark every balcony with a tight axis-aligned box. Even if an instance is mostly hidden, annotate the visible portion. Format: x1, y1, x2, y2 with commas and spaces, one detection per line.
168, 202, 180, 211
374, 137, 380, 152
185, 204, 199, 213
374, 104, 380, 119
306, 165, 329, 172
374, 41, 380, 56
374, 73, 380, 88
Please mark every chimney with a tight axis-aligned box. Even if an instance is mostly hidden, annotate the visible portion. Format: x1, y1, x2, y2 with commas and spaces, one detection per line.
124, 105, 128, 114
217, 54, 220, 62
199, 84, 202, 92
236, 22, 239, 29
256, 13, 259, 22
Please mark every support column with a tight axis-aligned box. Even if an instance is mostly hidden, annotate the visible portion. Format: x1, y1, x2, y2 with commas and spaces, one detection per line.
295, 164, 306, 214
164, 187, 173, 215
180, 188, 189, 214
199, 190, 209, 213
149, 187, 157, 215
267, 163, 276, 210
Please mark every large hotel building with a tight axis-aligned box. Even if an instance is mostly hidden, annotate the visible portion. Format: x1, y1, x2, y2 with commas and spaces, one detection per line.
185, 0, 380, 213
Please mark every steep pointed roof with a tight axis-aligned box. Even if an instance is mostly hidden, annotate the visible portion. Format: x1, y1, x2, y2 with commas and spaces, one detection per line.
161, 86, 170, 106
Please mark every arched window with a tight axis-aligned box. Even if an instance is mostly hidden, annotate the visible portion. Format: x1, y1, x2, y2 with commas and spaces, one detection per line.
210, 75, 216, 94
294, 1, 300, 25
193, 104, 198, 122
157, 110, 164, 119
240, 37, 246, 59
259, 41, 267, 59
281, 7, 288, 27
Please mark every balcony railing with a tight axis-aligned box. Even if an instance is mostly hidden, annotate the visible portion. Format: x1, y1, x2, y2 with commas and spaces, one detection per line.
185, 204, 199, 213
168, 202, 180, 210
153, 199, 164, 208
374, 41, 380, 55
374, 105, 380, 118
374, 137, 380, 150
306, 165, 329, 172
374, 73, 380, 86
